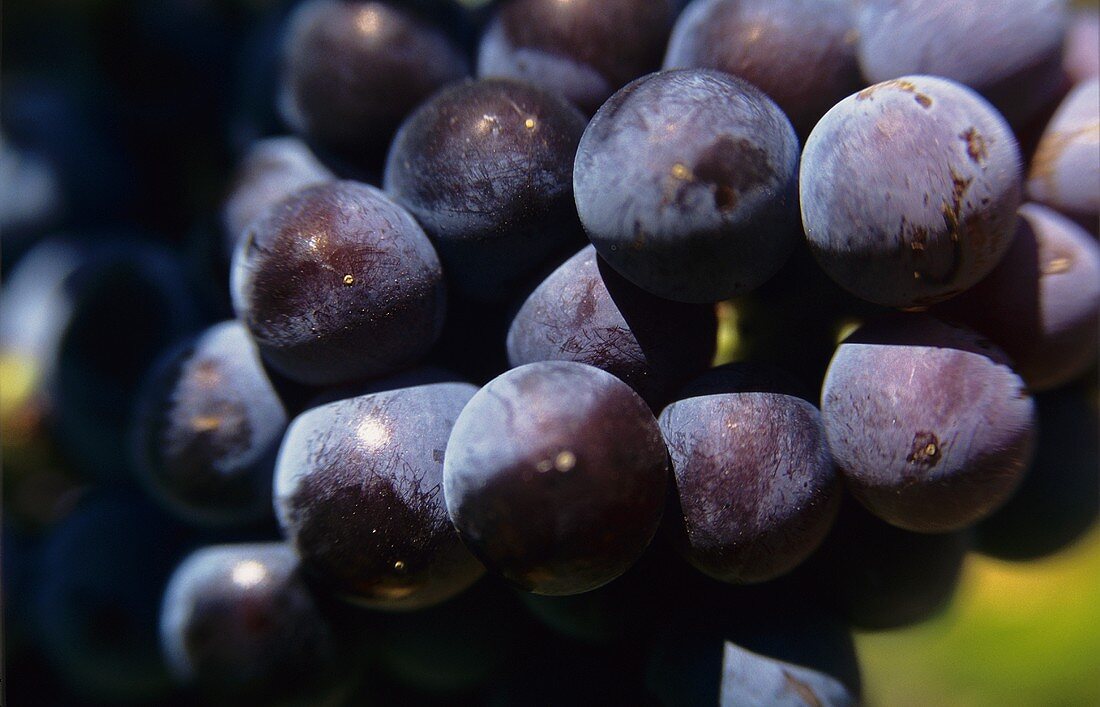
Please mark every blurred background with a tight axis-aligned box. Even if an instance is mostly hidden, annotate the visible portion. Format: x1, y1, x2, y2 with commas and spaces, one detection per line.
2, 1, 1098, 705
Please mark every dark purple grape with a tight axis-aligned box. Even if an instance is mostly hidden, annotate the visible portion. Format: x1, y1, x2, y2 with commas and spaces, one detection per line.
658, 364, 840, 583
443, 361, 668, 595
160, 543, 349, 705
975, 382, 1100, 560
507, 244, 717, 408
821, 313, 1036, 532
132, 321, 287, 527
816, 497, 970, 630
801, 75, 1023, 308
275, 382, 484, 609
1064, 9, 1099, 85
935, 203, 1100, 391
855, 0, 1068, 128
1027, 78, 1100, 229
384, 78, 588, 301
279, 0, 470, 166
34, 490, 194, 702
231, 180, 446, 386
477, 0, 677, 115
574, 69, 800, 303
221, 136, 334, 257
663, 0, 862, 137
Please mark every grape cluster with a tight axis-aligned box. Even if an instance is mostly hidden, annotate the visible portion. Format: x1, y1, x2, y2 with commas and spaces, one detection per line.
2, 1, 1098, 705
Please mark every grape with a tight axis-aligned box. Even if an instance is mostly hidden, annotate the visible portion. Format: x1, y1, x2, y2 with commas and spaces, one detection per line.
34, 490, 194, 701
507, 244, 716, 408
275, 382, 484, 610
1027, 78, 1100, 230
975, 382, 1100, 560
132, 320, 287, 527
477, 0, 677, 115
935, 203, 1100, 391
821, 313, 1036, 532
160, 542, 349, 704
659, 364, 840, 583
279, 0, 470, 167
384, 78, 588, 301
231, 180, 446, 386
663, 0, 862, 137
1064, 9, 1100, 85
443, 361, 668, 595
801, 75, 1023, 308
855, 0, 1068, 128
816, 497, 970, 630
574, 69, 800, 303
221, 136, 333, 257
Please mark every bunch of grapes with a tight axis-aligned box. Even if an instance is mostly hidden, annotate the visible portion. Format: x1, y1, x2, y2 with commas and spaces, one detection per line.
2, 1, 1098, 705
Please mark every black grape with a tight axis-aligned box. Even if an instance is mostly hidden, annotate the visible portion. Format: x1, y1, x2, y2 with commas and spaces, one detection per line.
821, 313, 1036, 532
658, 364, 840, 583
664, 0, 862, 137
934, 203, 1100, 391
160, 542, 349, 705
855, 0, 1067, 128
384, 78, 588, 301
443, 361, 668, 595
801, 75, 1023, 308
507, 244, 716, 408
478, 0, 678, 115
221, 136, 334, 258
1027, 78, 1100, 231
132, 320, 287, 527
279, 0, 470, 167
274, 382, 484, 610
574, 69, 799, 303
231, 180, 446, 386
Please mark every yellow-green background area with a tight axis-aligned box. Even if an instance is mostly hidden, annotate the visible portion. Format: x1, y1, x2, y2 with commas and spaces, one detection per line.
856, 527, 1100, 707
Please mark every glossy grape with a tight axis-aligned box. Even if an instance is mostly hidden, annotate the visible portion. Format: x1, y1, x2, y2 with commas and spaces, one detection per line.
575, 69, 800, 303
801, 75, 1023, 307
821, 314, 1036, 532
664, 0, 862, 137
231, 180, 446, 386
133, 320, 287, 526
221, 136, 333, 257
935, 203, 1100, 391
275, 382, 484, 609
1027, 78, 1100, 229
856, 0, 1068, 128
507, 245, 716, 408
659, 364, 840, 583
384, 78, 588, 301
478, 0, 677, 115
160, 542, 348, 704
444, 361, 668, 595
279, 0, 470, 166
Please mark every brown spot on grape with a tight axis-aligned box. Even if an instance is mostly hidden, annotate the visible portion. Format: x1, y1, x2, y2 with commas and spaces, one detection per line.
909, 432, 941, 466
960, 127, 988, 164
693, 135, 770, 213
